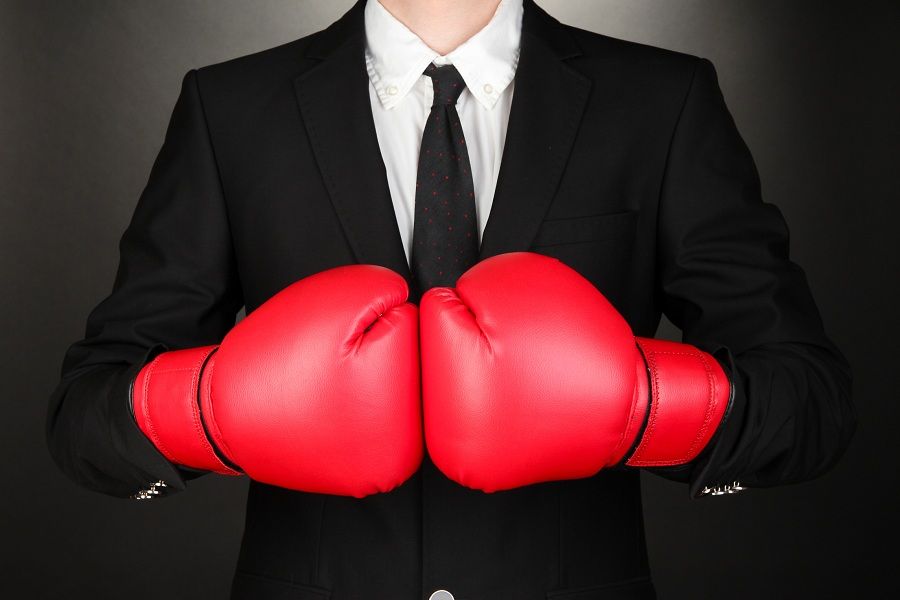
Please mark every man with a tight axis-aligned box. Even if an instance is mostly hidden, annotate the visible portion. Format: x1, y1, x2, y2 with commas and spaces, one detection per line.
46, 0, 856, 598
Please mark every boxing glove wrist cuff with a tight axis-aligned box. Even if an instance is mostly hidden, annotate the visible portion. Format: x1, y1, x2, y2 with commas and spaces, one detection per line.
623, 338, 732, 467
131, 346, 241, 476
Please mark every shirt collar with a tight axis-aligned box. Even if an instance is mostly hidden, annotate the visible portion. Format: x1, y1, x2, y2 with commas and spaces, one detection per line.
364, 0, 523, 110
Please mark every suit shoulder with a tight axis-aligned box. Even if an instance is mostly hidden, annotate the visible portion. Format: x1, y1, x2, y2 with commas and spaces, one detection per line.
563, 24, 704, 81
190, 29, 324, 94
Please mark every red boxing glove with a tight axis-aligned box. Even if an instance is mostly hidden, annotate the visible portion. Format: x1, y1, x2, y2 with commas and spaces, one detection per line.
131, 265, 422, 498
420, 252, 732, 492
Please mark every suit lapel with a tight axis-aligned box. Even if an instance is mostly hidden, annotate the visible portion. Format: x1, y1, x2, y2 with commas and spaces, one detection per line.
293, 0, 412, 281
479, 0, 592, 259
292, 0, 591, 278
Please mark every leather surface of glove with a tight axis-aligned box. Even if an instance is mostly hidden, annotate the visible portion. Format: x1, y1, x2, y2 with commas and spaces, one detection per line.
420, 252, 731, 492
132, 265, 422, 498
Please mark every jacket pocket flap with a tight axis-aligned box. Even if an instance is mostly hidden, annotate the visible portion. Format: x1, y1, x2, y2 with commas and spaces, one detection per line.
231, 571, 331, 600
546, 576, 655, 599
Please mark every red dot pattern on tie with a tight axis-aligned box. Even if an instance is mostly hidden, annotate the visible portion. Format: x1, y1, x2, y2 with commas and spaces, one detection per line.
411, 63, 480, 294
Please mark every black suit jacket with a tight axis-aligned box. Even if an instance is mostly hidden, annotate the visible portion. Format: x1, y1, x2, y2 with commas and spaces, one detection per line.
47, 1, 856, 598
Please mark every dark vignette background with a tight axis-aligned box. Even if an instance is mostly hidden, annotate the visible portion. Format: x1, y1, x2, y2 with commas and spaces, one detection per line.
1, 1, 897, 598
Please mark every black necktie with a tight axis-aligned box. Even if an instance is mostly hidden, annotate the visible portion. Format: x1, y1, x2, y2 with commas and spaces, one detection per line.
411, 63, 479, 295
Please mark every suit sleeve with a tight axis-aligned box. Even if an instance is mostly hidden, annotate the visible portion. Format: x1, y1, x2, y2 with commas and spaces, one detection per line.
45, 69, 244, 499
649, 57, 857, 497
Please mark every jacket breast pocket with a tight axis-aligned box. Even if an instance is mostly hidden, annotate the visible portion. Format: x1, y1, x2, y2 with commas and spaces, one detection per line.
531, 209, 638, 249
231, 570, 331, 600
546, 576, 656, 599
529, 209, 640, 303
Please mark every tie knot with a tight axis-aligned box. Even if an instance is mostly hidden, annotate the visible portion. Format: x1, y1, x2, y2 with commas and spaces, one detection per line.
424, 63, 466, 107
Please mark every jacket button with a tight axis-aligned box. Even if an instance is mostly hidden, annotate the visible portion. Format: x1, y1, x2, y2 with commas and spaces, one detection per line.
428, 591, 454, 600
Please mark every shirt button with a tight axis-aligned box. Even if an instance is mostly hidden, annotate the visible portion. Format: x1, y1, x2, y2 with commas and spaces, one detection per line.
428, 591, 454, 600
386, 85, 398, 95
483, 83, 494, 94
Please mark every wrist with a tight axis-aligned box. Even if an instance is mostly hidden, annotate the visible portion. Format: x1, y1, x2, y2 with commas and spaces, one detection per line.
622, 337, 732, 468
131, 345, 241, 475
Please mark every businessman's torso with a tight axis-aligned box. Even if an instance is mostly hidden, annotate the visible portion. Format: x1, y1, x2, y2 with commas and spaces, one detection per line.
188, 1, 700, 598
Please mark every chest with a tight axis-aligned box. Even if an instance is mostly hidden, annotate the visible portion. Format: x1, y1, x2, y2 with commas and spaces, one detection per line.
209, 75, 671, 335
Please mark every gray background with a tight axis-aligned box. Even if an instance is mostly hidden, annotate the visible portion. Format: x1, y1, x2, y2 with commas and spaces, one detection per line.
2, 0, 898, 597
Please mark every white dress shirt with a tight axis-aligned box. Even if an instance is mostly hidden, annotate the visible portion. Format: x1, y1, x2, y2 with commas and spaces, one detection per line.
364, 0, 524, 264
